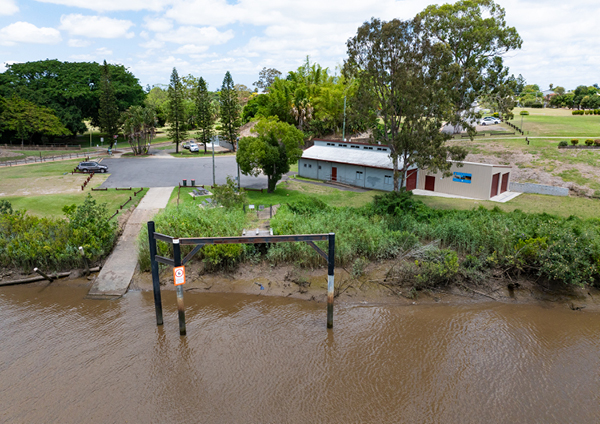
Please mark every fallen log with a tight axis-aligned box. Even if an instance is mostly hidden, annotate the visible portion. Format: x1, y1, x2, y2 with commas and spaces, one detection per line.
0, 266, 101, 287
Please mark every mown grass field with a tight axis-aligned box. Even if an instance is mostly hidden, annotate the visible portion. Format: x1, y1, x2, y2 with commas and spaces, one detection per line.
507, 107, 600, 137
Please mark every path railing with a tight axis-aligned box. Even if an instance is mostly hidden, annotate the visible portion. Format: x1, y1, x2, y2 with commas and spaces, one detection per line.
0, 151, 98, 167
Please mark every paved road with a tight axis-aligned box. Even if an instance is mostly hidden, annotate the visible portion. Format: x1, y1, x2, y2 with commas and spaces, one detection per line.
99, 156, 269, 189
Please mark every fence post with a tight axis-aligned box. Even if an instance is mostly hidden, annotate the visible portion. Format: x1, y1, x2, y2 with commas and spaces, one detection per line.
173, 239, 186, 336
147, 221, 163, 326
327, 233, 335, 329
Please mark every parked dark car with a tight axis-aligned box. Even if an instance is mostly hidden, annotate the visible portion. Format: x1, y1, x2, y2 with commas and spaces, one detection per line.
77, 161, 108, 173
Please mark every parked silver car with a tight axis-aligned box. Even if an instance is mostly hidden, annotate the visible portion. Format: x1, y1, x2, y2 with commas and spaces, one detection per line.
77, 161, 108, 173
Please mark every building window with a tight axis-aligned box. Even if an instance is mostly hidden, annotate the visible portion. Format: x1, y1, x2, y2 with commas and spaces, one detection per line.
318, 166, 322, 169
303, 164, 307, 167
356, 171, 363, 180
377, 147, 382, 151
384, 175, 392, 184
309, 164, 312, 168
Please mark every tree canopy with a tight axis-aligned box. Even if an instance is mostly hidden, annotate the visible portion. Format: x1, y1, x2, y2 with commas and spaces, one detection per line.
237, 117, 304, 192
219, 71, 241, 149
167, 67, 188, 153
0, 96, 70, 146
194, 77, 215, 153
0, 60, 145, 136
418, 0, 522, 129
345, 17, 467, 191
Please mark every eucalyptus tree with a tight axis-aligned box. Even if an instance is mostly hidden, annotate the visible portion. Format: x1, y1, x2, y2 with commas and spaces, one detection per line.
418, 0, 522, 132
167, 67, 188, 153
194, 77, 215, 153
344, 17, 466, 191
219, 71, 241, 151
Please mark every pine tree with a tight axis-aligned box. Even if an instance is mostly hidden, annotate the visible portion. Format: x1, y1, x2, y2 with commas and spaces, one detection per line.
167, 67, 188, 153
98, 60, 120, 148
195, 77, 215, 154
219, 71, 240, 151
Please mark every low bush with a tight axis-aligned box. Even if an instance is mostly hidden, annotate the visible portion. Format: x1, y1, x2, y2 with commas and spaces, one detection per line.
520, 110, 529, 116
585, 139, 594, 146
492, 112, 499, 118
558, 141, 568, 147
0, 195, 117, 271
571, 139, 579, 145
594, 139, 600, 146
585, 110, 591, 115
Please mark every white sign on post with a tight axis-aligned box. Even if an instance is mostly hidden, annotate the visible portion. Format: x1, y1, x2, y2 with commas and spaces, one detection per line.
173, 266, 186, 286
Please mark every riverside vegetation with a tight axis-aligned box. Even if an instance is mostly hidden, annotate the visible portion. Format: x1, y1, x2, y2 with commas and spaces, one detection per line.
0, 195, 117, 271
137, 191, 600, 292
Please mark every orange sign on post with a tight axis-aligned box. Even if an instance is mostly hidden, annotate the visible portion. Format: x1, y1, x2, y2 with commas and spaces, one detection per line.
173, 266, 186, 286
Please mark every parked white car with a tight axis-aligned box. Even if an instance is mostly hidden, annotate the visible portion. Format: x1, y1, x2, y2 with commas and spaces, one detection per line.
481, 117, 501, 125
189, 142, 200, 152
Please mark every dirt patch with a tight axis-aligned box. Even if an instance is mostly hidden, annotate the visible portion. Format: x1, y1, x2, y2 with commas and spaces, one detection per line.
0, 174, 108, 197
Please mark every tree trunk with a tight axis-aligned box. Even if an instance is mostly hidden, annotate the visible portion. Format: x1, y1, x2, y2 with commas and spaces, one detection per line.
267, 176, 278, 193
392, 154, 399, 192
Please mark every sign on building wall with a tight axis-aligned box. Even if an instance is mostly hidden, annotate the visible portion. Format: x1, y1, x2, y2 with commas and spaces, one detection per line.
453, 172, 472, 184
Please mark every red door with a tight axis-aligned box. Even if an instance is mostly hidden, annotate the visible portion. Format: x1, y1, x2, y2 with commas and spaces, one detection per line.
406, 169, 417, 191
331, 167, 337, 182
491, 173, 500, 198
425, 176, 435, 191
501, 173, 509, 193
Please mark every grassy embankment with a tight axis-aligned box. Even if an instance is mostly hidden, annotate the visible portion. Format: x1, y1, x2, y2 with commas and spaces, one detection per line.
0, 159, 148, 217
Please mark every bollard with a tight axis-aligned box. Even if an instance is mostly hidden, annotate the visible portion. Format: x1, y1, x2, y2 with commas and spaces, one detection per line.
191, 179, 195, 187
147, 221, 163, 325
173, 239, 186, 336
182, 179, 187, 187
327, 233, 335, 329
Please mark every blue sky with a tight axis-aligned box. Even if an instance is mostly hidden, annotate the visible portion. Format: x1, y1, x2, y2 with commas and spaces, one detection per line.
1, 0, 599, 91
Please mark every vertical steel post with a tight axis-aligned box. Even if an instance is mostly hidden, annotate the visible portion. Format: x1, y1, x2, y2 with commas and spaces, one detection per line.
173, 239, 186, 336
147, 221, 163, 326
212, 138, 216, 186
327, 233, 335, 329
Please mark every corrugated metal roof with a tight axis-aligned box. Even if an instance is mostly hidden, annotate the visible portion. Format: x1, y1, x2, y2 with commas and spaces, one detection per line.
302, 145, 403, 170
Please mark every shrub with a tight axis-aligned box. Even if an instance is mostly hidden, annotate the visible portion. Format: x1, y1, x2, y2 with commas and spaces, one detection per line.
585, 110, 591, 115
211, 176, 248, 208
492, 112, 499, 118
558, 141, 568, 147
594, 139, 600, 146
571, 139, 579, 145
520, 111, 529, 116
585, 139, 594, 146
572, 110, 578, 115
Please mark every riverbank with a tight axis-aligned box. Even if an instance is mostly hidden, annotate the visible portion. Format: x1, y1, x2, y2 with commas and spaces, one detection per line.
128, 260, 600, 312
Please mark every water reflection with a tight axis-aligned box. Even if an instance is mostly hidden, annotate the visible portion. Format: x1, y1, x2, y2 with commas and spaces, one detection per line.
0, 285, 599, 423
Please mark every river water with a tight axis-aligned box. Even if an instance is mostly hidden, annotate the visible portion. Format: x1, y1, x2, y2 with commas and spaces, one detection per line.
1, 285, 599, 423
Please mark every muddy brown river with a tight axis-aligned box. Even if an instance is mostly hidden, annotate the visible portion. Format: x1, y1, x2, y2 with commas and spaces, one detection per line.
1, 285, 599, 423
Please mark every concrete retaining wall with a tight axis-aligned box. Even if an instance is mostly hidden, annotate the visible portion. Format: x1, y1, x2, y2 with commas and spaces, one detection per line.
510, 182, 569, 197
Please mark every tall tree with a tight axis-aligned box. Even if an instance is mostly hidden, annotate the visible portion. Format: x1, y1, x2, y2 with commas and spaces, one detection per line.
345, 17, 466, 191
122, 105, 156, 155
98, 60, 120, 149
253, 67, 282, 92
418, 0, 522, 132
167, 67, 188, 153
219, 71, 241, 151
0, 60, 145, 136
0, 96, 69, 146
194, 77, 215, 154
237, 117, 304, 193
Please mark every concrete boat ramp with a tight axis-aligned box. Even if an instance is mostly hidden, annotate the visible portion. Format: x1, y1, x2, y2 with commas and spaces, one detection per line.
87, 187, 172, 299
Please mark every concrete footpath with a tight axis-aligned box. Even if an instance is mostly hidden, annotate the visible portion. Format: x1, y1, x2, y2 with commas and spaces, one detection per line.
87, 187, 172, 299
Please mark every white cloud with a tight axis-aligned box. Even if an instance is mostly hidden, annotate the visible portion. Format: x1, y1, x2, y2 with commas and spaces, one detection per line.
68, 38, 91, 47
174, 44, 208, 54
59, 14, 135, 39
35, 0, 171, 12
0, 0, 18, 15
0, 22, 61, 46
143, 17, 173, 33
155, 26, 233, 45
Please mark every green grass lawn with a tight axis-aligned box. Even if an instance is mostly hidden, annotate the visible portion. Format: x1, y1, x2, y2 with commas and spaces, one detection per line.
419, 192, 600, 220
4, 188, 149, 218
0, 159, 84, 178
508, 107, 600, 137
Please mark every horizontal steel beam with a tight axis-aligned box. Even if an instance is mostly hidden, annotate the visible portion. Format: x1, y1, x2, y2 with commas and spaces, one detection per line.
179, 234, 331, 245
155, 255, 174, 266
153, 232, 174, 243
